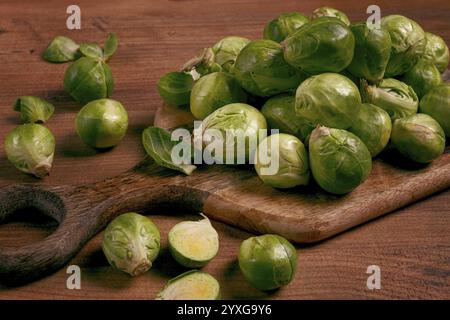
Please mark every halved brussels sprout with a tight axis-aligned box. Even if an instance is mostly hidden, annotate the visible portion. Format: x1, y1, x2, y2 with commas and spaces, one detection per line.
234, 40, 306, 97
157, 72, 194, 106
360, 78, 418, 119
422, 32, 450, 73
391, 114, 445, 163
400, 59, 442, 98
4, 124, 55, 178
348, 103, 392, 157
190, 72, 247, 119
212, 36, 250, 72
14, 96, 54, 123
309, 126, 372, 194
311, 6, 351, 25
43, 36, 80, 63
381, 15, 426, 77
282, 17, 355, 74
295, 73, 361, 129
263, 12, 310, 43
419, 84, 450, 137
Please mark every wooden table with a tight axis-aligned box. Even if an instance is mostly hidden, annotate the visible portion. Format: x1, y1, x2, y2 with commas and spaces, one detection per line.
0, 0, 449, 299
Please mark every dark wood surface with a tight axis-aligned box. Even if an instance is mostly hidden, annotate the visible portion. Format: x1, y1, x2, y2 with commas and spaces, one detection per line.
0, 0, 449, 299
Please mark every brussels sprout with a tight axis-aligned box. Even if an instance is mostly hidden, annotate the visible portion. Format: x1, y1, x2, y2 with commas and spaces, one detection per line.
4, 124, 55, 178
347, 22, 392, 83
102, 212, 160, 276
261, 94, 314, 142
381, 15, 426, 77
311, 6, 351, 26
254, 133, 309, 188
400, 60, 442, 98
422, 32, 450, 73
234, 40, 306, 97
190, 72, 247, 119
64, 57, 114, 104
79, 33, 118, 61
348, 103, 392, 157
391, 114, 445, 163
14, 96, 54, 123
309, 126, 372, 194
238, 234, 297, 291
157, 72, 194, 106
212, 36, 250, 72
282, 17, 355, 74
43, 36, 80, 63
263, 12, 310, 43
76, 98, 128, 149
168, 215, 219, 268
419, 84, 450, 137
156, 270, 220, 300
360, 78, 418, 119
295, 73, 361, 129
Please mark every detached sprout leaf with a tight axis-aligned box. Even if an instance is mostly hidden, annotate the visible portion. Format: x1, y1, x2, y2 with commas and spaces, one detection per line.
43, 36, 80, 63
14, 96, 55, 123
79, 43, 104, 59
103, 32, 118, 60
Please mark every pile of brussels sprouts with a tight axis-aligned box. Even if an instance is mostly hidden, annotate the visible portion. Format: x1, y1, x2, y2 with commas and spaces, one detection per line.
153, 7, 450, 195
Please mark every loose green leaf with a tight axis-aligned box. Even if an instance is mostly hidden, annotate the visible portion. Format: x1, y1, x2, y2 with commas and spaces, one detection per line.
79, 43, 104, 59
103, 33, 118, 60
43, 36, 80, 63
14, 96, 55, 123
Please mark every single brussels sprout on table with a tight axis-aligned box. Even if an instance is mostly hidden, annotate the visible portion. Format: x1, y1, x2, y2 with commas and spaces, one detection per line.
419, 84, 450, 137
14, 96, 54, 123
311, 6, 351, 25
76, 98, 128, 149
391, 114, 445, 163
79, 33, 119, 61
254, 133, 310, 189
190, 72, 247, 119
238, 234, 297, 291
102, 212, 160, 276
295, 73, 361, 130
400, 60, 442, 98
309, 126, 372, 195
263, 12, 310, 43
234, 39, 306, 97
43, 36, 80, 63
4, 124, 55, 178
157, 72, 194, 106
422, 32, 450, 73
282, 17, 355, 74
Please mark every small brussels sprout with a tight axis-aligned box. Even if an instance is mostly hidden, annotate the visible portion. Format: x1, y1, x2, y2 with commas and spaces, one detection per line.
234, 40, 306, 97
14, 96, 54, 123
102, 212, 160, 276
261, 94, 315, 142
4, 124, 55, 178
391, 114, 445, 163
263, 12, 310, 43
43, 36, 80, 63
311, 6, 351, 26
64, 57, 114, 104
348, 103, 392, 157
238, 234, 297, 291
282, 17, 355, 74
400, 60, 442, 98
76, 98, 128, 149
190, 72, 247, 119
295, 73, 361, 129
360, 78, 418, 120
168, 215, 219, 268
79, 33, 119, 61
422, 32, 450, 73
157, 72, 194, 106
419, 84, 450, 137
347, 22, 392, 83
309, 126, 372, 194
156, 270, 220, 300
212, 36, 251, 72
255, 133, 309, 188
381, 15, 426, 77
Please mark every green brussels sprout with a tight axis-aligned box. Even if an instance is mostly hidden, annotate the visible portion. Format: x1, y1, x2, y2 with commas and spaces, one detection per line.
156, 270, 220, 300
348, 103, 392, 157
422, 32, 450, 73
381, 15, 426, 77
190, 72, 247, 119
311, 6, 351, 26
102, 212, 160, 276
43, 36, 80, 63
14, 96, 54, 123
76, 98, 128, 149
419, 84, 450, 137
64, 57, 114, 104
4, 124, 55, 178
400, 59, 442, 98
309, 126, 372, 194
263, 12, 310, 43
234, 39, 306, 97
347, 22, 392, 83
157, 72, 194, 106
360, 78, 418, 119
295, 73, 361, 129
391, 114, 445, 163
254, 133, 309, 188
238, 234, 297, 291
282, 17, 355, 74
261, 94, 315, 142
78, 33, 119, 61
212, 36, 250, 72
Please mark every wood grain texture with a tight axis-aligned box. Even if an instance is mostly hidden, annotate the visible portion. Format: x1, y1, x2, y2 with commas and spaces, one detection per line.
0, 0, 449, 299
